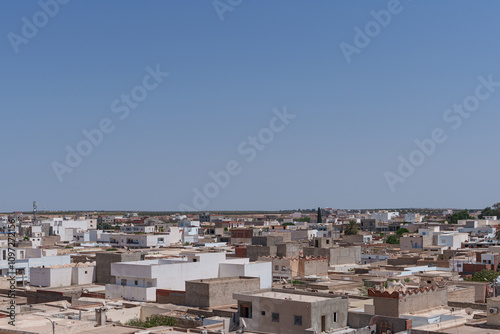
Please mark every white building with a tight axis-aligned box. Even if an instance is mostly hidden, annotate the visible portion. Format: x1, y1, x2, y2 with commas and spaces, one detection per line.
0, 254, 71, 283
178, 221, 200, 243
30, 262, 96, 287
436, 233, 469, 250
120, 225, 156, 234
404, 213, 422, 223
105, 252, 272, 302
370, 211, 399, 222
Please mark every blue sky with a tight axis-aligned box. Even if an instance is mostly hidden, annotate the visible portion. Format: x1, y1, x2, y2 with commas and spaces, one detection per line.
1, 0, 499, 212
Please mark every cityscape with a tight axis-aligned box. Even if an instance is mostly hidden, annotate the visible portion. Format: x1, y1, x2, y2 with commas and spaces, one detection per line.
0, 207, 500, 333
3, 1, 500, 333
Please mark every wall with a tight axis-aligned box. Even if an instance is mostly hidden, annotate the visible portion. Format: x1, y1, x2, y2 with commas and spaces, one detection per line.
299, 258, 328, 277
277, 243, 300, 258
219, 261, 272, 289
185, 277, 260, 308
347, 312, 412, 333
106, 305, 141, 323
252, 236, 284, 247
329, 246, 361, 265
30, 267, 73, 287
247, 245, 277, 261
156, 289, 186, 305
370, 286, 447, 317
71, 266, 96, 285
95, 252, 144, 284
487, 297, 500, 326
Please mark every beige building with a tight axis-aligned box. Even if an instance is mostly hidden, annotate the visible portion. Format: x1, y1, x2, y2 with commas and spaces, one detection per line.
400, 234, 432, 251
260, 256, 328, 280
234, 289, 348, 334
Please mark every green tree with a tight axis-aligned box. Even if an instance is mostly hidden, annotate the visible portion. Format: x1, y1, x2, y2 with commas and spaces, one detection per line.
317, 207, 322, 224
448, 210, 472, 224
479, 203, 500, 219
282, 222, 295, 226
396, 228, 409, 236
467, 269, 500, 282
385, 235, 399, 244
294, 217, 310, 223
126, 315, 177, 328
344, 221, 358, 235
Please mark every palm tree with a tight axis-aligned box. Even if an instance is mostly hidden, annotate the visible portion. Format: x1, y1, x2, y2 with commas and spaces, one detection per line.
345, 221, 358, 235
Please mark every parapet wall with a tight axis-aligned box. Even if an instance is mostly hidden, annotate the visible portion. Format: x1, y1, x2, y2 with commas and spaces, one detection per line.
369, 286, 448, 317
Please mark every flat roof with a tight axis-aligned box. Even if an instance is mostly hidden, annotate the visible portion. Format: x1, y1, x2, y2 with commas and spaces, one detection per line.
248, 291, 332, 303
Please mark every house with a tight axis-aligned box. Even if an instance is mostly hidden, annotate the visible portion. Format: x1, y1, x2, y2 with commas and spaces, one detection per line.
435, 232, 469, 250
234, 289, 348, 334
260, 256, 328, 280
105, 252, 272, 301
30, 262, 96, 287
400, 234, 432, 251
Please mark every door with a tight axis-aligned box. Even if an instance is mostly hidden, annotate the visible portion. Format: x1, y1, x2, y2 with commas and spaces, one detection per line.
321, 315, 325, 332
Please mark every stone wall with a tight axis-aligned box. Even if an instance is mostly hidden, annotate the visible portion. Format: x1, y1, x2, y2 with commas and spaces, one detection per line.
369, 286, 448, 317
247, 245, 277, 261
347, 312, 412, 333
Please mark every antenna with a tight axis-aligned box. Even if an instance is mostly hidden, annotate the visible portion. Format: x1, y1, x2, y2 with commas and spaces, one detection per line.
33, 201, 37, 225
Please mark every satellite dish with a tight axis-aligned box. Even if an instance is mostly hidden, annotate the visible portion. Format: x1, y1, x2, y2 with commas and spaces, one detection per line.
465, 308, 473, 315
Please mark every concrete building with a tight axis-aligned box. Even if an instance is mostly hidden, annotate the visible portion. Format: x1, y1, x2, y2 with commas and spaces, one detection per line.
404, 213, 422, 223
290, 229, 317, 241
102, 232, 178, 248
234, 289, 348, 334
30, 262, 96, 287
120, 224, 155, 234
231, 229, 255, 244
184, 276, 260, 308
199, 212, 211, 223
400, 234, 432, 251
435, 232, 469, 250
0, 254, 71, 284
370, 211, 399, 222
303, 245, 361, 266
105, 252, 272, 301
260, 256, 328, 280
96, 251, 146, 284
178, 220, 200, 244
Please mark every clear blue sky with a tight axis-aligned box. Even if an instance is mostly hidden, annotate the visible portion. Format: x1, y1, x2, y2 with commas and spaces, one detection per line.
1, 0, 499, 212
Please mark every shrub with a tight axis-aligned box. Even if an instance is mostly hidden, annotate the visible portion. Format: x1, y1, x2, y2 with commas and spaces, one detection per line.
125, 315, 177, 328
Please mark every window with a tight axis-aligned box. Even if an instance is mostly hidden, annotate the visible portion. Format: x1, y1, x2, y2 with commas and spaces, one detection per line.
135, 280, 138, 285
272, 313, 279, 322
85, 271, 88, 274
121, 279, 126, 286
274, 265, 279, 271
333, 312, 337, 323
294, 315, 302, 326
281, 266, 286, 272
261, 311, 266, 316
240, 303, 252, 319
